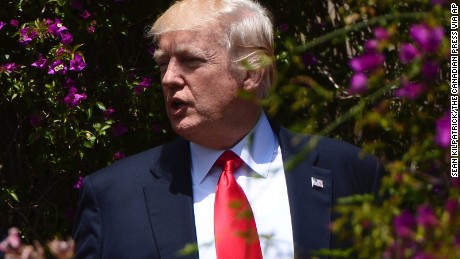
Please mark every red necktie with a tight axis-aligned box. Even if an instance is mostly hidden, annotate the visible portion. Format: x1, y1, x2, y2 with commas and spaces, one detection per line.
214, 151, 262, 259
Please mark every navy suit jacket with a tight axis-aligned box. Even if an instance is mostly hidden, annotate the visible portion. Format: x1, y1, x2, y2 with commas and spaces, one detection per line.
73, 124, 383, 259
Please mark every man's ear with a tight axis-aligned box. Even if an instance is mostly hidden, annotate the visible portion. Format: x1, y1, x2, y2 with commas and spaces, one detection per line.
242, 69, 265, 92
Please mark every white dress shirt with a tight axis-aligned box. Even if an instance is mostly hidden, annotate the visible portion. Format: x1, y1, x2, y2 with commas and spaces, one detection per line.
191, 113, 294, 259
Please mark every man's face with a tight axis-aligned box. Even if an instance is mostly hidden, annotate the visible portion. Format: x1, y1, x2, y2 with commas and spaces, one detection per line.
154, 25, 254, 148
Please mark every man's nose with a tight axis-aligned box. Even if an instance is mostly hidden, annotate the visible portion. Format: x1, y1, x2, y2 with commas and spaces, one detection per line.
161, 60, 184, 89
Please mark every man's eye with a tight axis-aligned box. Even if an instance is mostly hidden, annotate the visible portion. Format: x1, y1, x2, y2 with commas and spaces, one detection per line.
184, 57, 204, 66
158, 62, 168, 72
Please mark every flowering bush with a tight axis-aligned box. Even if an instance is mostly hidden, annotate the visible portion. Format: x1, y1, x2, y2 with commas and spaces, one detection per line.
0, 0, 173, 244
266, 0, 456, 257
0, 0, 456, 258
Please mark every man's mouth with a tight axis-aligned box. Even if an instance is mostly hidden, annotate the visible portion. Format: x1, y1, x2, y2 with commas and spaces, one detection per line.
169, 98, 189, 114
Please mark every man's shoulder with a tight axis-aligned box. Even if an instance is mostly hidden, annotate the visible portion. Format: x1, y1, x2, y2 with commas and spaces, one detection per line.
86, 137, 187, 185
278, 126, 379, 167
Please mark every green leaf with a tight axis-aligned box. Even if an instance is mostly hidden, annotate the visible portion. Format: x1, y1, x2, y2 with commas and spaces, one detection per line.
96, 102, 107, 111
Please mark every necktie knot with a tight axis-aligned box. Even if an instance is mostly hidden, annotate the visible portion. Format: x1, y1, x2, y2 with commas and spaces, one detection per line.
214, 150, 262, 259
215, 150, 243, 173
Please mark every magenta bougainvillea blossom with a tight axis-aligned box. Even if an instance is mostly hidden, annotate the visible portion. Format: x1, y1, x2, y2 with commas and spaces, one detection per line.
0, 63, 21, 73
64, 87, 87, 108
31, 55, 48, 69
69, 54, 87, 71
56, 47, 70, 57
409, 24, 444, 52
364, 39, 379, 52
47, 18, 68, 37
60, 31, 73, 45
10, 19, 19, 27
416, 204, 438, 228
87, 25, 96, 33
134, 77, 152, 94
395, 81, 425, 100
349, 73, 368, 94
73, 176, 84, 189
103, 107, 115, 119
114, 151, 126, 160
19, 27, 39, 46
81, 10, 91, 20
393, 210, 416, 238
48, 59, 68, 75
349, 53, 385, 72
138, 77, 152, 88
112, 123, 128, 136
399, 43, 420, 64
434, 112, 450, 148
373, 27, 390, 40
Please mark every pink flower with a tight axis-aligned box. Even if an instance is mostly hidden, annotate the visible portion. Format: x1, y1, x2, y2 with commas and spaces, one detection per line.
0, 228, 21, 252
393, 210, 416, 238
64, 87, 87, 108
349, 73, 368, 94
47, 18, 68, 37
434, 112, 450, 148
114, 151, 126, 160
60, 31, 73, 45
364, 39, 379, 52
0, 21, 6, 30
10, 19, 19, 27
73, 176, 84, 189
1, 63, 21, 73
395, 81, 425, 100
69, 54, 87, 71
19, 27, 38, 45
416, 204, 438, 227
349, 53, 385, 72
56, 47, 70, 57
373, 27, 390, 40
138, 77, 152, 88
112, 123, 128, 136
103, 107, 115, 119
31, 54, 48, 69
48, 59, 68, 75
87, 25, 96, 33
399, 43, 420, 64
410, 24, 444, 52
81, 10, 91, 19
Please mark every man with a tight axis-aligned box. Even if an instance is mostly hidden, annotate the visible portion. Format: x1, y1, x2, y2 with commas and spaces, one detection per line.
73, 0, 384, 258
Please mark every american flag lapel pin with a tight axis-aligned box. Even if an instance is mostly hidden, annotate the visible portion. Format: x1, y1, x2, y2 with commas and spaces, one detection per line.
311, 177, 324, 188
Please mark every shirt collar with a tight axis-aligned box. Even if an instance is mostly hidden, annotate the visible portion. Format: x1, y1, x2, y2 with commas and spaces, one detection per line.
190, 112, 277, 184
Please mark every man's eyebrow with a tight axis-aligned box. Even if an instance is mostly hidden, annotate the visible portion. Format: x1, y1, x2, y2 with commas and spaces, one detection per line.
153, 45, 209, 61
153, 49, 166, 60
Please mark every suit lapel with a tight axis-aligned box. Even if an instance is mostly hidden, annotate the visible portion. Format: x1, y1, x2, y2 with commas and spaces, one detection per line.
275, 126, 332, 258
143, 138, 199, 259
